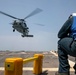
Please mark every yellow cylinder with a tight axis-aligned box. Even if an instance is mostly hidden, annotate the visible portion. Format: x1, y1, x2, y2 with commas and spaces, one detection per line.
5, 58, 23, 75
33, 54, 43, 75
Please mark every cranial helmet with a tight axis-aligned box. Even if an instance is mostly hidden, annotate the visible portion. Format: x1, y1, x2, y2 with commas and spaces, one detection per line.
69, 13, 76, 18
72, 13, 76, 16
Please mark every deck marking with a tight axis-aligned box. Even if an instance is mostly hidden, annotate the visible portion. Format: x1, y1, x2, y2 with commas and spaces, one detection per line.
0, 67, 74, 71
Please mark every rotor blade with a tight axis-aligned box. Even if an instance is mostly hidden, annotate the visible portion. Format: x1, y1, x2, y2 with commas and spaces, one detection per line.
34, 23, 45, 26
0, 11, 20, 20
24, 8, 43, 19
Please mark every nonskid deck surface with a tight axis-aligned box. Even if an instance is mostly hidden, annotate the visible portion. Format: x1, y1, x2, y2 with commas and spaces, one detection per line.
0, 51, 75, 75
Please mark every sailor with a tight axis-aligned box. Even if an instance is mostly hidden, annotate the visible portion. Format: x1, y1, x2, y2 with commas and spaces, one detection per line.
56, 13, 76, 75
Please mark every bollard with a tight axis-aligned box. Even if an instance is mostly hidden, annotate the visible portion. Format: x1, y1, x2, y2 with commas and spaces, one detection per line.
5, 54, 43, 75
5, 58, 23, 75
33, 54, 43, 75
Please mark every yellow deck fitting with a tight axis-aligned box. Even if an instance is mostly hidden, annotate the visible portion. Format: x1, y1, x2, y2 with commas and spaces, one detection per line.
5, 58, 23, 75
4, 54, 43, 75
33, 54, 43, 75
23, 57, 38, 64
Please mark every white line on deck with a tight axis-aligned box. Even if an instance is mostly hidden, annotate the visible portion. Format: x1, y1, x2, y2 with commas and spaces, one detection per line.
0, 67, 74, 71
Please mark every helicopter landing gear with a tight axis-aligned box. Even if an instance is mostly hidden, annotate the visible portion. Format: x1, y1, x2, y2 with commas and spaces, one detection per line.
21, 35, 25, 37
13, 29, 15, 32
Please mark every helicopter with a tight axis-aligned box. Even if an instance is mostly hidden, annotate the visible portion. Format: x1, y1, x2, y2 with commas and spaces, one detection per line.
0, 8, 43, 37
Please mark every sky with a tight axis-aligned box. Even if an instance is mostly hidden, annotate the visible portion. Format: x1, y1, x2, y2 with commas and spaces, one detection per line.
0, 0, 76, 51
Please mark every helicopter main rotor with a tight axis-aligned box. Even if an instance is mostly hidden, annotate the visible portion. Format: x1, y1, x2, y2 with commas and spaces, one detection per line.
0, 11, 20, 20
24, 8, 43, 20
0, 8, 43, 21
